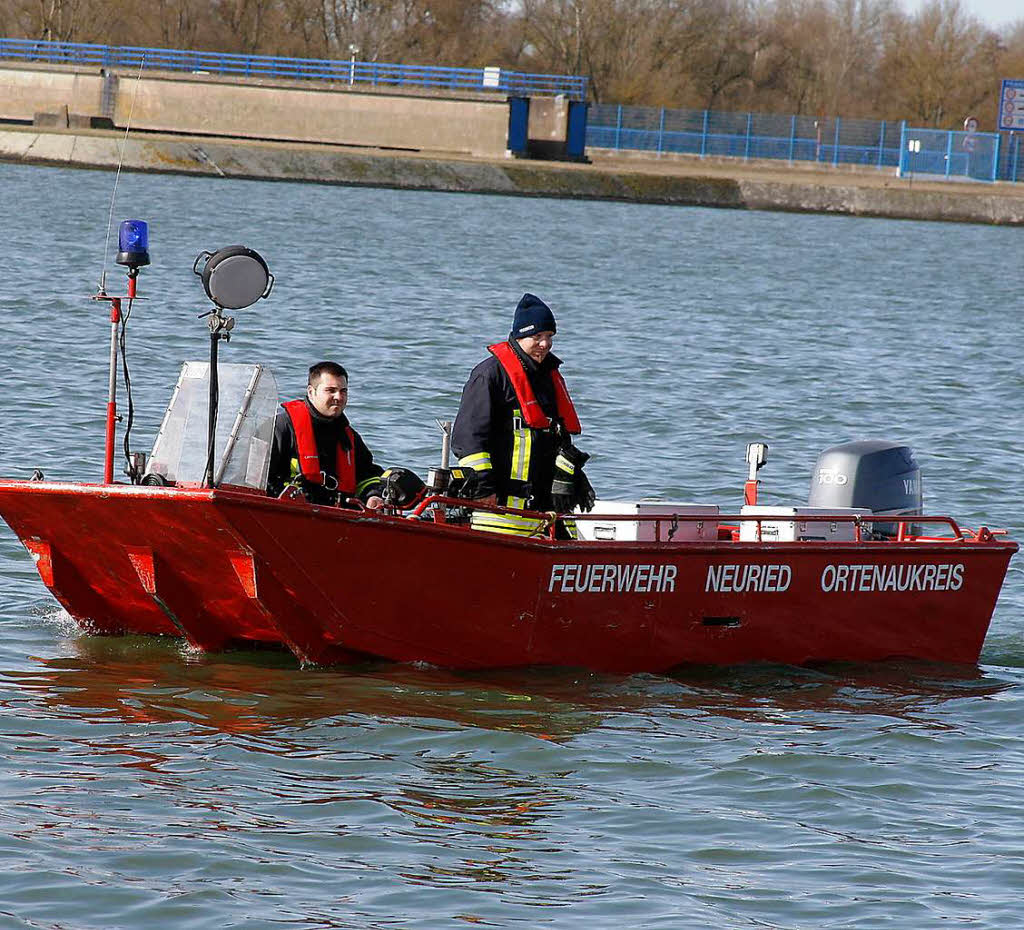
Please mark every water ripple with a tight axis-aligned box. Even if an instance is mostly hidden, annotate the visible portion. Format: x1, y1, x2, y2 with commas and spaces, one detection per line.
0, 163, 1022, 928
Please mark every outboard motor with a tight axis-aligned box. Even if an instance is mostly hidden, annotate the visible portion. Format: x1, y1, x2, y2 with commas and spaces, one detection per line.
808, 440, 921, 537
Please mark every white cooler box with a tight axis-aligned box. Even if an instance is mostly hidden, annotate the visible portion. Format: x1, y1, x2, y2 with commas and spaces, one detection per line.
739, 505, 870, 542
576, 501, 719, 542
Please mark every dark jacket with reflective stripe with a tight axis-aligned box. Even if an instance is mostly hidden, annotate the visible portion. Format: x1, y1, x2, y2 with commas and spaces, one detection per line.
451, 340, 566, 510
267, 400, 382, 504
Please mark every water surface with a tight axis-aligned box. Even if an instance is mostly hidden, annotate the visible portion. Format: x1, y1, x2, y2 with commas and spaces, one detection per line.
0, 163, 1021, 928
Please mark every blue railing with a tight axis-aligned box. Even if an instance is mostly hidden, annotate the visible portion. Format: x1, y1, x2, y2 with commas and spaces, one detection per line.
587, 104, 1023, 183
0, 37, 588, 99
588, 105, 905, 169
898, 125, 1001, 182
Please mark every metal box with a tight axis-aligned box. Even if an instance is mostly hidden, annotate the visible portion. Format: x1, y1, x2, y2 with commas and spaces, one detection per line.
576, 501, 719, 542
739, 506, 870, 542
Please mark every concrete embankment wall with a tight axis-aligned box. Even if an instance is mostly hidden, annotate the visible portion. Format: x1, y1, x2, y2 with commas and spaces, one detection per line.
0, 64, 105, 122
2, 126, 1022, 226
114, 74, 509, 156
0, 62, 510, 157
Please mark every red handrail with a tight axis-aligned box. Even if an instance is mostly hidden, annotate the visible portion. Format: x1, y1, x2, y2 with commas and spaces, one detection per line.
405, 497, 992, 543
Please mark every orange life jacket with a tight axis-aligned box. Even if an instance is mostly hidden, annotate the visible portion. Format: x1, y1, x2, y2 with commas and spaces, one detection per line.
487, 342, 581, 435
282, 399, 356, 494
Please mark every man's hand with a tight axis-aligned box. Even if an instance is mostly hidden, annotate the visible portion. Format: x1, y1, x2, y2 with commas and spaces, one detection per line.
576, 471, 596, 512
365, 495, 384, 510
551, 478, 576, 514
552, 445, 586, 513
459, 468, 496, 500
553, 443, 594, 513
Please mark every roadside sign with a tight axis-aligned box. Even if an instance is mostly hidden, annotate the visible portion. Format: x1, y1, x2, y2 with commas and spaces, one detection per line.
999, 79, 1024, 131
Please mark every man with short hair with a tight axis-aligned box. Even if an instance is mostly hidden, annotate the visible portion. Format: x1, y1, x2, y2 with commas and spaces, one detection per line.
452, 293, 594, 536
267, 361, 384, 508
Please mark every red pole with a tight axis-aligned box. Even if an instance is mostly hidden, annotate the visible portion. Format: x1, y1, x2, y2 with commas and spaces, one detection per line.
103, 297, 121, 484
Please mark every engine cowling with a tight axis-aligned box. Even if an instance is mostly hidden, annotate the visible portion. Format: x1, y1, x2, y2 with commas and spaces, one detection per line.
808, 440, 921, 535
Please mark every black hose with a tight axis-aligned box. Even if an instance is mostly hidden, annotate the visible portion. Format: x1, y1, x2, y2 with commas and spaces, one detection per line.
119, 295, 135, 481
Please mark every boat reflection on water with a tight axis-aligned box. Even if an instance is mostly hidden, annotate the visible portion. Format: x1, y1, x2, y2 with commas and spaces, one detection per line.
666, 657, 1013, 725
11, 624, 1014, 740
6, 626, 1016, 873
12, 633, 600, 741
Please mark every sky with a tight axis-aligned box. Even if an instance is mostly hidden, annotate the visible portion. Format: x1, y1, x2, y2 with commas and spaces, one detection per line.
903, 0, 1022, 29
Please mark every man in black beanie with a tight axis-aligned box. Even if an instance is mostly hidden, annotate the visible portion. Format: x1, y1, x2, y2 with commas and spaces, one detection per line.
451, 293, 594, 536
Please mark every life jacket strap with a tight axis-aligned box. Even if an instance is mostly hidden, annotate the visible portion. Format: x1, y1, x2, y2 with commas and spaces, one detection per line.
282, 399, 356, 494
487, 342, 581, 434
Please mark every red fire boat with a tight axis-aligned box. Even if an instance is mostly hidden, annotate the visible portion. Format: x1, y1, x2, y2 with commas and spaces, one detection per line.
0, 240, 1016, 673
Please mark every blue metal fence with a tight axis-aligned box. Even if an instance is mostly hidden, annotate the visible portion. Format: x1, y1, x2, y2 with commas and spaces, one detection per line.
1003, 133, 1024, 183
588, 105, 905, 169
897, 125, 1001, 182
0, 37, 589, 99
588, 104, 1023, 183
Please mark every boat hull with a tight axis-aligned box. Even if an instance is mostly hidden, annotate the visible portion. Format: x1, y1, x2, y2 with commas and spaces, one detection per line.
0, 480, 1017, 672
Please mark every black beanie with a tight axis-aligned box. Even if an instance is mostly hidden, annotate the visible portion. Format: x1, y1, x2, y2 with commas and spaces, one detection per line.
509, 293, 556, 340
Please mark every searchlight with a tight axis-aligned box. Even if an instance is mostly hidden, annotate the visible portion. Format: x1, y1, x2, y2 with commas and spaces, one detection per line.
193, 245, 273, 310
192, 245, 274, 487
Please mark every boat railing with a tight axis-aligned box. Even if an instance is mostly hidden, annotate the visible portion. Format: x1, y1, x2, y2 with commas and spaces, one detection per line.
710, 513, 967, 544
408, 495, 559, 534
565, 512, 971, 543
407, 496, 991, 543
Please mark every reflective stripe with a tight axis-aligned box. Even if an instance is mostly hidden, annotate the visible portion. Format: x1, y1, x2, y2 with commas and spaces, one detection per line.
355, 476, 381, 496
510, 410, 532, 481
507, 407, 534, 510
561, 517, 579, 540
554, 452, 575, 475
458, 452, 493, 471
470, 510, 548, 537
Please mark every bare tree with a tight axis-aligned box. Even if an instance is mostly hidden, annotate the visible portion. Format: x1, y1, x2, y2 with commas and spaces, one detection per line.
33, 0, 88, 41
878, 0, 997, 126
214, 0, 275, 53
816, 0, 893, 115
0, 0, 1017, 126
150, 0, 204, 50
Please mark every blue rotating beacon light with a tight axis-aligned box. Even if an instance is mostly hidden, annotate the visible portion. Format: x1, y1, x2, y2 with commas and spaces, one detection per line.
115, 219, 150, 269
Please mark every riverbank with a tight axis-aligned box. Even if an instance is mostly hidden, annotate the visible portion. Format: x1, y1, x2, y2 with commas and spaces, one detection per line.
2, 124, 1022, 225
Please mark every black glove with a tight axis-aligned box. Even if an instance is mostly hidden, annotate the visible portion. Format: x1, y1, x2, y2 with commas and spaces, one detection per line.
552, 444, 590, 513
551, 477, 575, 513
457, 467, 495, 500
576, 469, 596, 512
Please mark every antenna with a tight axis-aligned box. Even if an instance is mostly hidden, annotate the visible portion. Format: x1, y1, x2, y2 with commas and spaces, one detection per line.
99, 56, 146, 293
91, 57, 150, 485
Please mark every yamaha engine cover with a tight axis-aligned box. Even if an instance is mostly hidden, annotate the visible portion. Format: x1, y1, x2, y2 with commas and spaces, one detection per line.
808, 440, 922, 531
